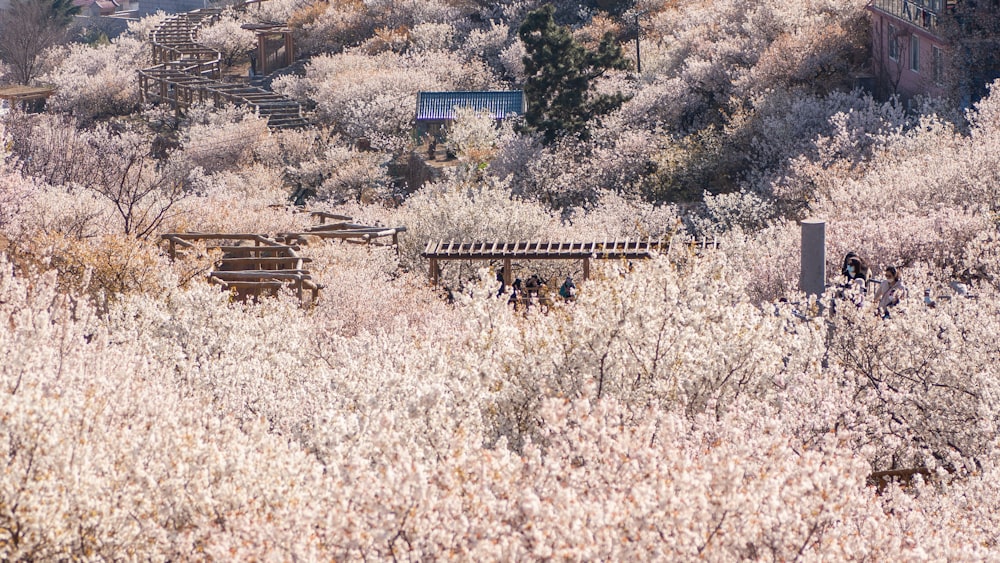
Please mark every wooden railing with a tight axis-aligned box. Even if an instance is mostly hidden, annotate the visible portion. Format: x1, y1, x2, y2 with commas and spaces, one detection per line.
138, 8, 310, 129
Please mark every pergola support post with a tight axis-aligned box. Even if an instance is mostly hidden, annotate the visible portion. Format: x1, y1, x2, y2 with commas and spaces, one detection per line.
258, 33, 267, 74
800, 219, 826, 297
502, 258, 512, 286
583, 257, 591, 280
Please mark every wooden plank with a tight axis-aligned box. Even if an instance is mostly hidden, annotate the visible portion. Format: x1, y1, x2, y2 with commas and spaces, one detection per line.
160, 235, 196, 248
294, 231, 375, 241
207, 245, 298, 254
312, 211, 353, 224
165, 232, 274, 242
305, 222, 373, 232
216, 257, 312, 268
213, 280, 284, 290
211, 269, 311, 276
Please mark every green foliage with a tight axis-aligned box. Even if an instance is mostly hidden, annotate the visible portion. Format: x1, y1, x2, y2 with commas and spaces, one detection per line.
518, 4, 631, 144
49, 0, 82, 26
81, 28, 111, 46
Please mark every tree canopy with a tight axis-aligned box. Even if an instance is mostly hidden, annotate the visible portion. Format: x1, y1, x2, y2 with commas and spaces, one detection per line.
0, 0, 81, 84
518, 4, 631, 143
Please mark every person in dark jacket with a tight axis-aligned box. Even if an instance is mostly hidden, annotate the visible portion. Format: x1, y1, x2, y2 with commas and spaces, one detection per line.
841, 252, 871, 285
840, 252, 871, 307
558, 276, 576, 300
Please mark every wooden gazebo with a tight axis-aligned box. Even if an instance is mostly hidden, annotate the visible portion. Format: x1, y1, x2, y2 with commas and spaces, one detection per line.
421, 237, 719, 285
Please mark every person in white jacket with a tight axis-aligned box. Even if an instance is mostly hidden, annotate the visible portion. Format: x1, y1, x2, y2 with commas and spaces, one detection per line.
874, 265, 907, 318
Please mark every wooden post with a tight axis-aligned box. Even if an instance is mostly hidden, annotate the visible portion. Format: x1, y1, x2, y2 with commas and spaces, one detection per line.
800, 219, 826, 297
583, 257, 590, 280
429, 258, 439, 285
258, 34, 266, 74
503, 258, 512, 286
284, 31, 294, 67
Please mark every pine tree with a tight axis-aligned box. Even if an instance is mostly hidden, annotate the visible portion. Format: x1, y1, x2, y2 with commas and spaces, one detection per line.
518, 4, 631, 143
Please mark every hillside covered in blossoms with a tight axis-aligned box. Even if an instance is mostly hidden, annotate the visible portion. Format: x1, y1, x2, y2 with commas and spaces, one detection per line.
3, 0, 1000, 558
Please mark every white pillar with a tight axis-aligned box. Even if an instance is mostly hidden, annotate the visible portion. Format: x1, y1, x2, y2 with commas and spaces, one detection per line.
800, 219, 826, 297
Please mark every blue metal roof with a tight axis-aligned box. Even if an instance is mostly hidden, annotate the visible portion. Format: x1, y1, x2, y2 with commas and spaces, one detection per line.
415, 91, 524, 121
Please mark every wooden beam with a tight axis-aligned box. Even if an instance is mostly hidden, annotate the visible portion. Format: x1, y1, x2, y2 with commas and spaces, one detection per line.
311, 211, 353, 224
207, 245, 298, 254
209, 270, 310, 281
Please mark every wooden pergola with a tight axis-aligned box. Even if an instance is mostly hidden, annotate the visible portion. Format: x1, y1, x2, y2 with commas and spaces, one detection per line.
421, 237, 719, 285
160, 233, 321, 302
159, 213, 407, 302
242, 23, 295, 76
276, 211, 406, 252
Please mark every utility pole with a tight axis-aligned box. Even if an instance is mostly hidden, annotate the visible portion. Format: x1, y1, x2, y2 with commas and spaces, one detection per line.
633, 10, 648, 74
634, 12, 641, 74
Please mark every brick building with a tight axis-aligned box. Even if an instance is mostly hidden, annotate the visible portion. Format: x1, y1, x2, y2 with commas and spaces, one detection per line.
869, 0, 1000, 105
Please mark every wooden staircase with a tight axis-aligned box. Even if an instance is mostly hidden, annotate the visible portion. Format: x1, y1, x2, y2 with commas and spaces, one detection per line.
138, 9, 310, 130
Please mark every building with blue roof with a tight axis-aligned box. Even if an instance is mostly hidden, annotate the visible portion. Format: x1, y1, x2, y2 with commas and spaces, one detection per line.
415, 90, 525, 143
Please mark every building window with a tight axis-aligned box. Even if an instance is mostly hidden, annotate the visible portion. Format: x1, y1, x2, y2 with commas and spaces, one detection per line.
889, 25, 899, 61
933, 46, 944, 84
910, 35, 920, 73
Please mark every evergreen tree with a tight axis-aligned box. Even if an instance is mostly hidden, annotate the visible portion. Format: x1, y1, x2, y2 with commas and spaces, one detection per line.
518, 4, 631, 143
